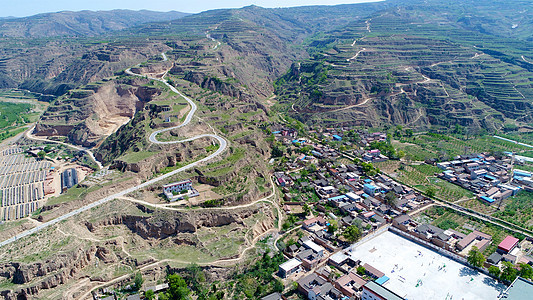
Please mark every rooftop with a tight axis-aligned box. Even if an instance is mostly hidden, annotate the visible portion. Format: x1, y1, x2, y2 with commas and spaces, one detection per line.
363, 281, 404, 300
279, 258, 301, 271
499, 236, 519, 252
344, 230, 505, 299
500, 277, 533, 300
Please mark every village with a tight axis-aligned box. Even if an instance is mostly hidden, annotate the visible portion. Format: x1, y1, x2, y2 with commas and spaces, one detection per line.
261, 126, 533, 300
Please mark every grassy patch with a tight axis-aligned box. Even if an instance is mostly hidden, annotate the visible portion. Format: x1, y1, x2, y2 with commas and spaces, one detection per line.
117, 151, 156, 163
493, 191, 533, 231
388, 163, 473, 202
397, 134, 530, 161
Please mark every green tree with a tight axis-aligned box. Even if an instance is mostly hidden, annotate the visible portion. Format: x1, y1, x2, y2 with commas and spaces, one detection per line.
37, 150, 46, 160
397, 150, 405, 159
134, 272, 144, 291
519, 262, 533, 279
488, 265, 501, 278
369, 141, 396, 158
167, 274, 191, 300
361, 162, 377, 176
299, 145, 313, 155
426, 186, 437, 198
273, 279, 284, 293
327, 219, 338, 234
343, 225, 361, 243
356, 266, 366, 276
186, 263, 205, 291
467, 247, 484, 268
145, 290, 155, 300
384, 191, 397, 207
501, 261, 518, 282
303, 203, 311, 216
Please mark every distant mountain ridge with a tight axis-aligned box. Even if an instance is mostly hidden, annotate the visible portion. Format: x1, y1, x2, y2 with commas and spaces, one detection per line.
0, 10, 190, 38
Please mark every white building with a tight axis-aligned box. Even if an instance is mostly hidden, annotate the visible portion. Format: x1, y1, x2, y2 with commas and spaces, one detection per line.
303, 240, 325, 257
163, 179, 196, 201
279, 258, 302, 278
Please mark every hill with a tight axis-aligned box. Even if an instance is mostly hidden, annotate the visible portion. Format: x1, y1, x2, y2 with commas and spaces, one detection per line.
274, 0, 533, 132
0, 10, 189, 38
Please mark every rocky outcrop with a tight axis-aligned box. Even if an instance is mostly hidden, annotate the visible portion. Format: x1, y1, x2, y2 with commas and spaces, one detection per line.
0, 245, 100, 298
111, 152, 183, 176
33, 123, 74, 137
85, 207, 264, 240
35, 78, 162, 147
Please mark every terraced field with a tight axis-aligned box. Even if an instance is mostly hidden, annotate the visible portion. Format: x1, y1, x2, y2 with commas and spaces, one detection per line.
275, 1, 533, 131
394, 134, 530, 161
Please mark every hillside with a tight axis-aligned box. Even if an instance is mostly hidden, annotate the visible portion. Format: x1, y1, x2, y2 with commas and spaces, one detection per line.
274, 0, 533, 132
0, 10, 189, 38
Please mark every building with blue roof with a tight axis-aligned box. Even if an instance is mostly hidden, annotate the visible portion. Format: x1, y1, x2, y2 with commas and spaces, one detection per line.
375, 276, 390, 285
329, 195, 347, 202
311, 150, 323, 158
480, 196, 495, 204
484, 174, 497, 181
332, 135, 342, 141
514, 170, 532, 177
364, 184, 378, 196
292, 139, 303, 145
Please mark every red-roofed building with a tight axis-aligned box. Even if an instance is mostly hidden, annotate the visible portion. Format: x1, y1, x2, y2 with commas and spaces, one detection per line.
498, 236, 519, 254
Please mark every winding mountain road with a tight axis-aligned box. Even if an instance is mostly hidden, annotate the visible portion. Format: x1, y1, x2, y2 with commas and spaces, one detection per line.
25, 128, 103, 169
0, 54, 228, 248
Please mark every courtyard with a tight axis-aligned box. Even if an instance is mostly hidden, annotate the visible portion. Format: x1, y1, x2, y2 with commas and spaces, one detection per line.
345, 230, 506, 299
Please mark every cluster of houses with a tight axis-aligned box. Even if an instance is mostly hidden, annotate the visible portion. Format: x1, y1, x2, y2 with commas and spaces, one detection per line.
392, 214, 532, 271
295, 266, 402, 300
279, 235, 403, 300
361, 149, 388, 163
272, 128, 299, 140
269, 127, 533, 299
312, 127, 387, 146
436, 153, 523, 204
273, 160, 434, 299
276, 161, 431, 225
513, 169, 533, 191
278, 211, 532, 300
279, 223, 406, 300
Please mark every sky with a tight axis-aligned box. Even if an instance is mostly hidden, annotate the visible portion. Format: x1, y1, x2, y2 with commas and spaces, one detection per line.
0, 0, 383, 18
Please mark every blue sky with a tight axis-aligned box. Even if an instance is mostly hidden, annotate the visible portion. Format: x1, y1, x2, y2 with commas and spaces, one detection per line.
1, 0, 382, 18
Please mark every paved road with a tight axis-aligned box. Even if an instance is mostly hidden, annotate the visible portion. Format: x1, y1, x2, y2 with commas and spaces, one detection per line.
148, 87, 197, 143
25, 127, 104, 169
0, 53, 228, 248
493, 135, 533, 149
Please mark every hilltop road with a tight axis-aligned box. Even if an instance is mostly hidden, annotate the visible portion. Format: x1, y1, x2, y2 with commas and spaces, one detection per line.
0, 53, 228, 248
